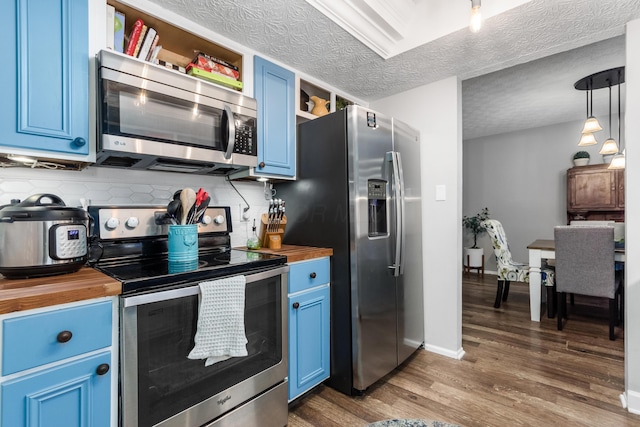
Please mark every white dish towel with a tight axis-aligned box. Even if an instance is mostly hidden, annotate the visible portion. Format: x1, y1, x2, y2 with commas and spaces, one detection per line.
187, 275, 248, 366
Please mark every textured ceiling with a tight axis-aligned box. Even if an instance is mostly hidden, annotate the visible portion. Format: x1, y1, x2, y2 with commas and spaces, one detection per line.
148, 0, 640, 138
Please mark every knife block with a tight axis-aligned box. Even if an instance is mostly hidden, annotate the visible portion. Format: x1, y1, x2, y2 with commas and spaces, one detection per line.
259, 213, 287, 250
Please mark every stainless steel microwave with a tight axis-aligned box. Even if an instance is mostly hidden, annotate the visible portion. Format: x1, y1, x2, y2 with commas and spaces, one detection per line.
96, 49, 257, 175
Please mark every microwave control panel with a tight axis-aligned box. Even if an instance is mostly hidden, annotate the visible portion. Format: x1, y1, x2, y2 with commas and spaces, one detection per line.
233, 121, 256, 156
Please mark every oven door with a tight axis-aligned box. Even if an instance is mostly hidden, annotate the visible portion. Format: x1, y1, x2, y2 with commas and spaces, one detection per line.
120, 266, 288, 427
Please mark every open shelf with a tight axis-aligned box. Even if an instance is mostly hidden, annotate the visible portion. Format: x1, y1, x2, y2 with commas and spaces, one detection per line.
107, 0, 243, 90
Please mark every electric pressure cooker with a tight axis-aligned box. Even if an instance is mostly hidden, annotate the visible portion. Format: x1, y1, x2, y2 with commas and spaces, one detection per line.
0, 194, 88, 279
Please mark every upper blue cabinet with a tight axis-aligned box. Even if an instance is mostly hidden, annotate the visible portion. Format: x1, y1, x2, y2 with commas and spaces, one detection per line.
0, 0, 89, 157
253, 56, 296, 178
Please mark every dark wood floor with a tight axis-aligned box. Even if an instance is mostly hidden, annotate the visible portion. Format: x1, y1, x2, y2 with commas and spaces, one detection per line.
288, 273, 638, 426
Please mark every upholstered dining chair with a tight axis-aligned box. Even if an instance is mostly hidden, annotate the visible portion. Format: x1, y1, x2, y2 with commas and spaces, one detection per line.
554, 225, 623, 340
482, 219, 555, 309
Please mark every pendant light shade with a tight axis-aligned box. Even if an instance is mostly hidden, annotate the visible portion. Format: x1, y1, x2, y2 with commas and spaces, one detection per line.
608, 149, 625, 170
578, 132, 598, 146
581, 117, 602, 134
599, 137, 619, 155
469, 0, 482, 33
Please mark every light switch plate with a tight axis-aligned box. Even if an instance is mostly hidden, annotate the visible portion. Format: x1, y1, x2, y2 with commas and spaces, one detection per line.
435, 185, 446, 201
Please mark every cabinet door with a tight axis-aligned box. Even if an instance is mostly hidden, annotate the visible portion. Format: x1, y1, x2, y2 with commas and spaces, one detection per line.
0, 0, 89, 155
288, 285, 330, 401
1, 352, 111, 427
568, 167, 617, 210
254, 56, 296, 177
617, 170, 625, 208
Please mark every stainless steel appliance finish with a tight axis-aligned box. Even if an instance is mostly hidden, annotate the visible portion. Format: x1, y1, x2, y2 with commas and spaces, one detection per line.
96, 49, 257, 175
0, 194, 88, 278
276, 105, 424, 394
87, 205, 289, 427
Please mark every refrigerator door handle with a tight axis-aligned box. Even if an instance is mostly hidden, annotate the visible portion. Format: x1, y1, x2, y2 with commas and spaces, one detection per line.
387, 151, 406, 277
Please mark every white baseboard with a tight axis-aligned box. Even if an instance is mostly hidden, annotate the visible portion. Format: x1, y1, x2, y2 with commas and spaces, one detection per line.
626, 389, 640, 414
423, 344, 465, 360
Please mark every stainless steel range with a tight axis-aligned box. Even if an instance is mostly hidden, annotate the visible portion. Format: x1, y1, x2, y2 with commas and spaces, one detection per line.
87, 205, 289, 427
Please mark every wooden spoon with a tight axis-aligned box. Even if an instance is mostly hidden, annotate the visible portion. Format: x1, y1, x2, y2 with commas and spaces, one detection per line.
180, 188, 196, 225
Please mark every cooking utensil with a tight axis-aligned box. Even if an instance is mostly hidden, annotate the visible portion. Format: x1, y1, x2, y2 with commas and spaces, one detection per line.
0, 194, 88, 279
167, 199, 181, 224
180, 188, 196, 225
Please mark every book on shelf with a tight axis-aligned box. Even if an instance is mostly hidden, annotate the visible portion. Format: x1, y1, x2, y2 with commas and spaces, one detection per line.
145, 35, 160, 61
148, 45, 162, 62
137, 27, 157, 60
114, 11, 125, 53
190, 51, 239, 80
106, 4, 115, 50
132, 25, 148, 58
186, 65, 243, 90
125, 19, 144, 56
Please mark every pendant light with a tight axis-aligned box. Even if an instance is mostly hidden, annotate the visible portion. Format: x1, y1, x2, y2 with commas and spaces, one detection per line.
609, 70, 625, 170
580, 84, 602, 134
469, 0, 482, 33
599, 84, 620, 155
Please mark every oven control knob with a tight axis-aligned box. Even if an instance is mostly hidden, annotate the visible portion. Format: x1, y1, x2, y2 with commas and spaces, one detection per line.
105, 217, 120, 230
125, 217, 139, 229
213, 215, 226, 225
201, 215, 212, 225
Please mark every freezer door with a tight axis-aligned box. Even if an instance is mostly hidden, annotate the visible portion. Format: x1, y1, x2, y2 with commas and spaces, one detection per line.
393, 118, 424, 364
347, 106, 398, 391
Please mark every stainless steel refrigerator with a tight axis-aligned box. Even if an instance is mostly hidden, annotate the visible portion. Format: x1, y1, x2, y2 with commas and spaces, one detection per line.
276, 105, 424, 395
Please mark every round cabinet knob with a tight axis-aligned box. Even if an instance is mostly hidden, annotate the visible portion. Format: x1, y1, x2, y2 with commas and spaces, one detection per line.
310, 272, 317, 279
259, 162, 265, 169
72, 137, 87, 147
292, 302, 300, 309
125, 217, 139, 229
201, 215, 212, 225
96, 363, 110, 376
57, 331, 73, 343
105, 217, 120, 230
213, 215, 225, 225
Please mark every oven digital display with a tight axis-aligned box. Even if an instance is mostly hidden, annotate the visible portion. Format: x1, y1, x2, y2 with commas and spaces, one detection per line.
67, 229, 80, 240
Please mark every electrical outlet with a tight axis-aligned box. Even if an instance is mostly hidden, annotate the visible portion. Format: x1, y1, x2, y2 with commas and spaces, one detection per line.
239, 204, 250, 222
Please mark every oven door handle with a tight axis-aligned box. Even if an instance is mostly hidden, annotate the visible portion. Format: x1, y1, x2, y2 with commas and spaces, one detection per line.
122, 265, 290, 307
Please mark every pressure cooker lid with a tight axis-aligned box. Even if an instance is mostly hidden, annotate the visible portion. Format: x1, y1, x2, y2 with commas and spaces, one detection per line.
0, 194, 88, 222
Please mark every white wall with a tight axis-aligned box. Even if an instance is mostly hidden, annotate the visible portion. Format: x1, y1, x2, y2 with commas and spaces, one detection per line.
625, 18, 640, 415
463, 118, 620, 268
372, 76, 464, 359
0, 167, 271, 248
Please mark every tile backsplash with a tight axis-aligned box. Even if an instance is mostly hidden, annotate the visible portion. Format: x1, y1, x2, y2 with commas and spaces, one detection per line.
0, 166, 274, 247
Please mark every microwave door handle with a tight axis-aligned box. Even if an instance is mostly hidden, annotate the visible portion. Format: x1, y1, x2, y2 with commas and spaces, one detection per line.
222, 104, 236, 160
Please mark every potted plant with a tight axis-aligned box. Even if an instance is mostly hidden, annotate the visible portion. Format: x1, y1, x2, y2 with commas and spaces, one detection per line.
573, 151, 590, 166
462, 207, 490, 267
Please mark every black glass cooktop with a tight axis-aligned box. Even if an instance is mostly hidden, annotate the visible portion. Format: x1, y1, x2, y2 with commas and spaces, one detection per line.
94, 248, 286, 295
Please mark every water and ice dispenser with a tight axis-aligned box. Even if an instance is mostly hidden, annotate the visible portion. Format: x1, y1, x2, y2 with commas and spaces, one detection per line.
368, 179, 387, 237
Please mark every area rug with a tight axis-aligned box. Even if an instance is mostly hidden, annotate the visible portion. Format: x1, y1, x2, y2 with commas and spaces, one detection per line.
366, 419, 461, 427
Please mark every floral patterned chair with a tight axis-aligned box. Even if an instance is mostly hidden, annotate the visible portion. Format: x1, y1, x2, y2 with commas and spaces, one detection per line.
481, 219, 555, 310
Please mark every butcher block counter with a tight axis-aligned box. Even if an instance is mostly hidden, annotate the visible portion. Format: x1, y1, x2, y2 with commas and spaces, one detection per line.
0, 267, 121, 314
236, 244, 333, 263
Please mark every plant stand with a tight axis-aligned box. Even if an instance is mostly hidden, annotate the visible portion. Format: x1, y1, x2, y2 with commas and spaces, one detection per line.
463, 254, 484, 277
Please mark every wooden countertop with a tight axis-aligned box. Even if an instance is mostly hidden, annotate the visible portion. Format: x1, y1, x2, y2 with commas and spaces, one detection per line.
235, 244, 333, 263
0, 267, 121, 315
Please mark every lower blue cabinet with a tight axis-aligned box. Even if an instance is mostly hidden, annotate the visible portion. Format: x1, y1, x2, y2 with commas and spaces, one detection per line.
288, 257, 330, 401
1, 352, 111, 427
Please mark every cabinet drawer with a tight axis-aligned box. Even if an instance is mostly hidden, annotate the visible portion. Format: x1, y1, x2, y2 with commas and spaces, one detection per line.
289, 257, 330, 294
2, 301, 112, 376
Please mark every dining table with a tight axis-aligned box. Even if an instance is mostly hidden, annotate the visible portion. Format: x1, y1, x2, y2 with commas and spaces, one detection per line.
527, 239, 625, 322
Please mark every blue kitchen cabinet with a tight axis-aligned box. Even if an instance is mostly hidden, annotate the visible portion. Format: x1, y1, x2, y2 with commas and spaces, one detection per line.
1, 352, 111, 427
0, 0, 89, 156
253, 56, 296, 178
0, 299, 115, 427
288, 257, 330, 401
